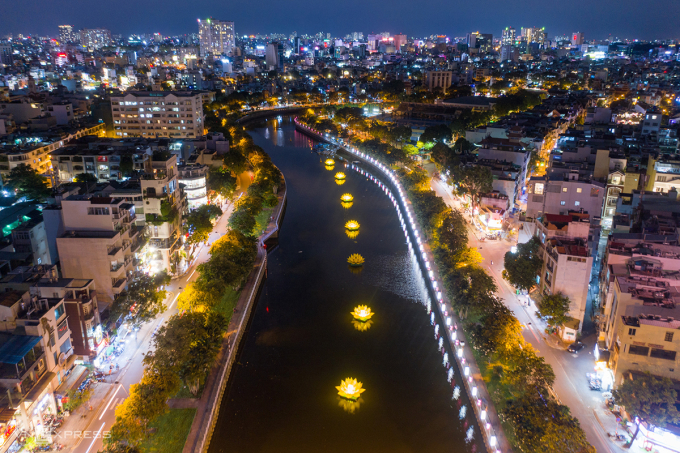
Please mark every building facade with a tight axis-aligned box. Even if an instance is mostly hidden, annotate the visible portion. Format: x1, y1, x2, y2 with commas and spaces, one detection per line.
198, 18, 235, 57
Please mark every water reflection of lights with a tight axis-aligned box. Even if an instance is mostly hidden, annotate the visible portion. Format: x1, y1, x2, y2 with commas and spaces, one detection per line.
336, 378, 366, 400
345, 230, 359, 239
338, 397, 364, 414
325, 165, 335, 171
298, 119, 499, 452
352, 319, 372, 331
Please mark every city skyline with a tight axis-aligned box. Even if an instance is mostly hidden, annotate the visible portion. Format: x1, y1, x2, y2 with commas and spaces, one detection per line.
1, 0, 680, 40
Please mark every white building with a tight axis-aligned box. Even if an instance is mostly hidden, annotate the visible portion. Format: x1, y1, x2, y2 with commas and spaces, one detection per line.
178, 164, 208, 209
111, 91, 204, 139
526, 173, 605, 220
198, 18, 235, 57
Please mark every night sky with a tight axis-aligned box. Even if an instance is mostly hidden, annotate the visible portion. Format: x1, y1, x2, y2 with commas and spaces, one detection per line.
2, 0, 678, 40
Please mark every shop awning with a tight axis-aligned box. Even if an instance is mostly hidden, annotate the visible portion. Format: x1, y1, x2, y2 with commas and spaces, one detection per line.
23, 371, 55, 404
0, 407, 15, 424
55, 365, 88, 395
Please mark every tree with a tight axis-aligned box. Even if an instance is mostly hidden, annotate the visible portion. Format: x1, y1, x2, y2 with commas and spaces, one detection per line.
185, 204, 222, 246
144, 311, 226, 395
503, 236, 543, 292
438, 210, 469, 255
228, 206, 257, 236
176, 282, 218, 312
222, 149, 249, 175
613, 373, 680, 444
4, 164, 51, 202
419, 124, 452, 144
109, 272, 171, 328
197, 230, 257, 293
430, 143, 458, 170
537, 292, 571, 327
208, 167, 237, 200
452, 165, 493, 205
74, 173, 98, 183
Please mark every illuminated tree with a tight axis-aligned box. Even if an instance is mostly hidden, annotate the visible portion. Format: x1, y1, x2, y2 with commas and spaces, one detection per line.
503, 236, 543, 292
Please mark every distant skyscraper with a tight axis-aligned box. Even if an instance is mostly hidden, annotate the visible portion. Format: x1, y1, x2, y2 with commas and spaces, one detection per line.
467, 32, 493, 52
572, 32, 584, 46
58, 25, 75, 44
198, 18, 235, 57
79, 29, 111, 49
501, 27, 516, 46
266, 42, 284, 71
393, 34, 407, 52
0, 45, 13, 66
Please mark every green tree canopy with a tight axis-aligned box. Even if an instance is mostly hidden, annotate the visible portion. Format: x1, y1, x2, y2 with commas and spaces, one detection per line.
196, 230, 257, 294
185, 204, 223, 246
4, 164, 51, 202
613, 372, 680, 444
503, 236, 543, 292
452, 165, 493, 205
208, 167, 237, 200
109, 272, 171, 328
74, 173, 98, 183
537, 292, 571, 327
419, 124, 452, 144
222, 149, 249, 175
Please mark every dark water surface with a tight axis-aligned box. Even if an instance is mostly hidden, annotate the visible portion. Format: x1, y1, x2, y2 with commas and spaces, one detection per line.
208, 118, 483, 453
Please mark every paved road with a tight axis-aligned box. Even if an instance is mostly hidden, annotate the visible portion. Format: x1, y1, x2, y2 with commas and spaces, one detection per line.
70, 202, 235, 453
428, 176, 623, 453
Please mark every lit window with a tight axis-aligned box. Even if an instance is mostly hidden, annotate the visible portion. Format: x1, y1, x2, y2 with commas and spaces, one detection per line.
575, 201, 580, 206
534, 183, 544, 195
577, 188, 582, 193
562, 187, 567, 192
560, 201, 566, 206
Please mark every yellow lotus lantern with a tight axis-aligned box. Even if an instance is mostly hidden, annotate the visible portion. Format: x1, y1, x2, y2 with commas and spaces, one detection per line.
345, 220, 360, 231
347, 254, 365, 267
335, 172, 346, 180
351, 305, 374, 322
325, 159, 335, 166
340, 193, 354, 203
345, 230, 359, 239
336, 378, 366, 401
353, 319, 372, 331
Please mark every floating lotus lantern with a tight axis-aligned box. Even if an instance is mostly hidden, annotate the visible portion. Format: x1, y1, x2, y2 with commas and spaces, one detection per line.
345, 230, 359, 239
335, 172, 346, 180
340, 193, 354, 203
336, 378, 366, 401
345, 220, 360, 231
347, 254, 365, 267
351, 305, 374, 322
352, 319, 372, 331
325, 159, 335, 166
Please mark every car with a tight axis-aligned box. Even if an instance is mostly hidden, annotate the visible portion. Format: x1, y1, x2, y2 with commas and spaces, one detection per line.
567, 341, 586, 353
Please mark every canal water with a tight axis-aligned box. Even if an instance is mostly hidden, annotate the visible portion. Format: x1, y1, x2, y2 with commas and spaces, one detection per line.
208, 117, 483, 453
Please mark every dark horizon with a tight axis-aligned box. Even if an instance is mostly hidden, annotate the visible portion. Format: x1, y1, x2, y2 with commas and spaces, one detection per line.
2, 0, 679, 41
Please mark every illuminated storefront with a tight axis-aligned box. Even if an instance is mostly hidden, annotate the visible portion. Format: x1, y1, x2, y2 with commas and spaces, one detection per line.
630, 420, 680, 453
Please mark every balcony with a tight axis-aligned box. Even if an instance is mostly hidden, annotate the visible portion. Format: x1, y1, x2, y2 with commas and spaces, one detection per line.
112, 278, 127, 292
108, 246, 122, 257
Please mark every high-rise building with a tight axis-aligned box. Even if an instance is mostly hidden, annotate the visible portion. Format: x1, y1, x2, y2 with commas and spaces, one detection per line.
521, 27, 547, 45
266, 42, 284, 70
571, 32, 585, 46
198, 18, 235, 57
467, 32, 493, 52
393, 34, 407, 52
501, 27, 516, 46
58, 25, 75, 44
79, 29, 111, 49
0, 45, 12, 66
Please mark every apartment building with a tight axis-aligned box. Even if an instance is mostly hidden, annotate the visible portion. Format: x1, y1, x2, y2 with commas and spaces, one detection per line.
55, 196, 143, 306
110, 91, 204, 139
526, 172, 605, 220
178, 164, 208, 209
646, 156, 680, 193
198, 18, 235, 57
52, 141, 150, 183
424, 71, 452, 92
0, 287, 74, 436
0, 123, 106, 183
600, 247, 680, 385
535, 216, 594, 337
32, 277, 101, 358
